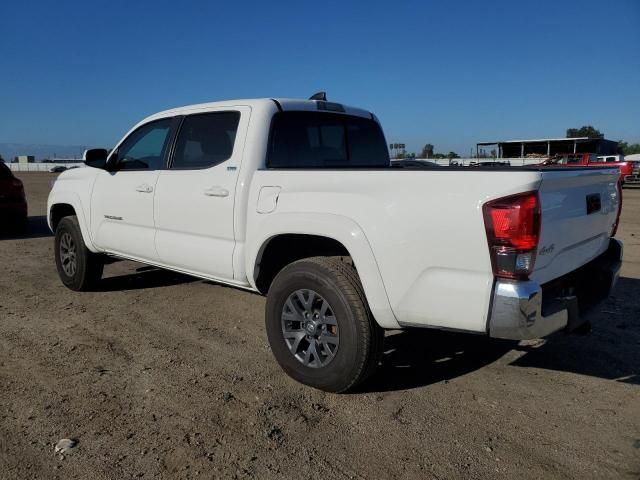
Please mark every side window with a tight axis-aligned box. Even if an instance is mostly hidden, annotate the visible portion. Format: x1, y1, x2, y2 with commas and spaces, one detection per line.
115, 118, 172, 170
171, 112, 240, 169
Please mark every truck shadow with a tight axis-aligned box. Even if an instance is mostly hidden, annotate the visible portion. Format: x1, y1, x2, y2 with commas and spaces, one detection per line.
509, 276, 640, 385
360, 330, 514, 393
0, 215, 52, 240
361, 276, 640, 392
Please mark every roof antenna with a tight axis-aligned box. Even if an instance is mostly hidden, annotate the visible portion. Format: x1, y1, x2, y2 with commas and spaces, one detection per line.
309, 91, 327, 101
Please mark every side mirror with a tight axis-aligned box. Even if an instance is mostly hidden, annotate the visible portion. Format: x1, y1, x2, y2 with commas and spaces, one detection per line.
83, 148, 109, 169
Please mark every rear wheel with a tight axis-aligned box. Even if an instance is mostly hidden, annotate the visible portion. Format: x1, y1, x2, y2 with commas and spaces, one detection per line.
265, 257, 383, 392
54, 216, 104, 291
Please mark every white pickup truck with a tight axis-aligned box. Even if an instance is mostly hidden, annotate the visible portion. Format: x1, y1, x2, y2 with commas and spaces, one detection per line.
48, 95, 623, 392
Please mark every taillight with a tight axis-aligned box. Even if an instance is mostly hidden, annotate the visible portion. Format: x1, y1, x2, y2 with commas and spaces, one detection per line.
611, 181, 622, 237
483, 191, 541, 280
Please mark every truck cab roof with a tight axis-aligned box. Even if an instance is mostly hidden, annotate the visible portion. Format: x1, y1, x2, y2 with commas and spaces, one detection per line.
141, 97, 373, 126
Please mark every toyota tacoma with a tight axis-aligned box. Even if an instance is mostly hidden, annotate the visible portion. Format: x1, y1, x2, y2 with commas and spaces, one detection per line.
47, 95, 623, 392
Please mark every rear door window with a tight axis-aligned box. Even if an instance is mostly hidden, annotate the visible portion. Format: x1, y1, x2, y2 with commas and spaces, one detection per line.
267, 111, 389, 168
171, 112, 241, 169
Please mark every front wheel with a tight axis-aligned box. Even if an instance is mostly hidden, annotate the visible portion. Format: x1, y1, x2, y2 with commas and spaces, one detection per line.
54, 216, 104, 291
265, 257, 383, 393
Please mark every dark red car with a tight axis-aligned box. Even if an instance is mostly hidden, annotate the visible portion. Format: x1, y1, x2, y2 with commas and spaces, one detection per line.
0, 162, 28, 232
541, 153, 633, 185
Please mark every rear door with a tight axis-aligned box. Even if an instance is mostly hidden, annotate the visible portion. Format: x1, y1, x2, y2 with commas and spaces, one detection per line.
91, 117, 175, 261
532, 167, 620, 284
154, 107, 249, 281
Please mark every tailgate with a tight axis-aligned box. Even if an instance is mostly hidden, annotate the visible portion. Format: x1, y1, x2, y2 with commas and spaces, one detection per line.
532, 167, 620, 284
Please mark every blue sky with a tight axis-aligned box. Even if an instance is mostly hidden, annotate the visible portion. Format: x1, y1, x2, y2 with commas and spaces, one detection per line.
1, 0, 639, 155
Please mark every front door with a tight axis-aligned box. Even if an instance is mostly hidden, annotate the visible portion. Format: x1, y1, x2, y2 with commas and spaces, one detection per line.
91, 117, 174, 262
154, 107, 249, 281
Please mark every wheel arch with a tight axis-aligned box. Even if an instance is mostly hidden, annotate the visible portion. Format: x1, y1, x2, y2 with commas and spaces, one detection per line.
247, 213, 399, 329
48, 192, 98, 253
50, 203, 77, 231
254, 234, 350, 293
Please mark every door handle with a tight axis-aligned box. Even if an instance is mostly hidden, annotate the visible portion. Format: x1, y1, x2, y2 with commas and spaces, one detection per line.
204, 186, 229, 197
135, 184, 153, 193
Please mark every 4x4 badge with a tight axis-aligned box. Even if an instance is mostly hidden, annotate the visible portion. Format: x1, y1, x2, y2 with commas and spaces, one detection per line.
539, 244, 555, 256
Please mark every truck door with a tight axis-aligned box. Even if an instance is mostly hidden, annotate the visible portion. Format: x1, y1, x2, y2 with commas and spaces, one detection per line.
90, 117, 175, 261
153, 107, 250, 281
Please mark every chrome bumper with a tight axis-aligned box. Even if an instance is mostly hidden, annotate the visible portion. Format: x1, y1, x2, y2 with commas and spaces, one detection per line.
624, 174, 640, 184
488, 239, 623, 340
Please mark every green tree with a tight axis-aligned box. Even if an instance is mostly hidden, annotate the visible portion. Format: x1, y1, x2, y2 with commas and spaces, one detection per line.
447, 151, 460, 159
617, 141, 640, 155
566, 126, 603, 138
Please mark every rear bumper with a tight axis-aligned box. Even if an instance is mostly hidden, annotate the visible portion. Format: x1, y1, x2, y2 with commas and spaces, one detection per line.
624, 174, 640, 184
488, 239, 623, 340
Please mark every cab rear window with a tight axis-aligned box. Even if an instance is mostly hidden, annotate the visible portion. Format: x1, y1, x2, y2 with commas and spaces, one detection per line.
267, 111, 389, 168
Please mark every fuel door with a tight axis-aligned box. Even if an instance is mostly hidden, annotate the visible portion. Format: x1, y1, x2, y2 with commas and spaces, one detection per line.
257, 186, 281, 214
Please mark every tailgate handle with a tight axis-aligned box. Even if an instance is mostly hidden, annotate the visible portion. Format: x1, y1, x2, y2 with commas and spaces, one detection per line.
586, 193, 601, 215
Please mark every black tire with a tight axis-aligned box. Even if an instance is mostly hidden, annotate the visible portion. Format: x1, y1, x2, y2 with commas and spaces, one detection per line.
265, 256, 383, 393
54, 216, 104, 291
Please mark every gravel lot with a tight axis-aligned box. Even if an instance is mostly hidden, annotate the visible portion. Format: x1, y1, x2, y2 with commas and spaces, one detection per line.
1, 172, 639, 480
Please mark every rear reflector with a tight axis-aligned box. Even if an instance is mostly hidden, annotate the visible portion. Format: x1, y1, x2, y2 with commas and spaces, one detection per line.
483, 191, 541, 280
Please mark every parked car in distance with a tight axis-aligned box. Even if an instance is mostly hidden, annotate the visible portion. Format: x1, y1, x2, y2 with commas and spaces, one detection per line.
542, 153, 633, 185
48, 95, 623, 392
468, 160, 512, 167
0, 162, 28, 232
391, 159, 440, 168
50, 166, 68, 173
597, 154, 624, 163
622, 159, 640, 185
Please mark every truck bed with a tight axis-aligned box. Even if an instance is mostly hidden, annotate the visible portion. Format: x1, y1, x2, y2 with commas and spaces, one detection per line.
247, 166, 620, 332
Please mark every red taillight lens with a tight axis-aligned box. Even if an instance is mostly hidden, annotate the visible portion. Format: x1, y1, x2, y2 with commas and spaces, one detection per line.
483, 191, 541, 280
611, 181, 622, 237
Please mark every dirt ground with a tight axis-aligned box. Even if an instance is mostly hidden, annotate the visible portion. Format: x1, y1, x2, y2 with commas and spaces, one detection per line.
1, 172, 638, 480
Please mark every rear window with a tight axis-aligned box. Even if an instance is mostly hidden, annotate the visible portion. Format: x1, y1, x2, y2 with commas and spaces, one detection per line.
267, 111, 389, 168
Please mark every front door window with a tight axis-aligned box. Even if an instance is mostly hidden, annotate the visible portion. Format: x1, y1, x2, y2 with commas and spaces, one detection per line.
113, 119, 172, 170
